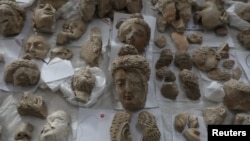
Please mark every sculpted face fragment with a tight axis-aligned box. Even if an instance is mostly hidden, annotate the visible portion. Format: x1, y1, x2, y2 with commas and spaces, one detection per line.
110, 111, 132, 141
14, 122, 34, 141
72, 68, 96, 103
112, 45, 150, 111
80, 0, 97, 22
33, 3, 56, 33
40, 110, 70, 141
0, 0, 26, 36
4, 59, 40, 87
118, 13, 151, 53
50, 47, 73, 60
25, 35, 50, 59
56, 18, 86, 45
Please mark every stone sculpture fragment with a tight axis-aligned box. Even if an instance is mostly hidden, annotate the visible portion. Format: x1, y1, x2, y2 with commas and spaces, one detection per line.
14, 122, 33, 141
50, 47, 73, 60
203, 105, 227, 125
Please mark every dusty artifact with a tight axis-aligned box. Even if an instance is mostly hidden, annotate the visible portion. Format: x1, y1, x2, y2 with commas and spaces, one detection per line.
126, 0, 143, 13
17, 92, 48, 119
174, 113, 189, 133
97, 0, 112, 18
161, 82, 179, 100
157, 15, 168, 33
14, 122, 34, 141
155, 49, 173, 69
179, 69, 201, 100
222, 60, 235, 69
236, 4, 250, 22
203, 105, 227, 125
207, 68, 231, 81
175, 0, 192, 24
40, 110, 70, 141
80, 27, 102, 67
183, 128, 200, 141
216, 43, 229, 59
112, 0, 126, 10
25, 34, 50, 59
118, 44, 139, 56
237, 29, 250, 50
0, 0, 26, 36
111, 45, 150, 111
137, 111, 161, 141
156, 67, 176, 82
40, 0, 68, 10
170, 18, 185, 33
56, 17, 87, 45
4, 59, 40, 87
50, 47, 73, 60
33, 3, 56, 33
192, 46, 221, 72
174, 51, 192, 71
188, 114, 199, 128
171, 32, 189, 52
223, 79, 250, 111
110, 111, 132, 141
79, 0, 97, 22
154, 35, 166, 48
232, 66, 242, 80
71, 68, 96, 103
118, 13, 151, 53
187, 32, 202, 44
233, 113, 250, 125
157, 0, 176, 23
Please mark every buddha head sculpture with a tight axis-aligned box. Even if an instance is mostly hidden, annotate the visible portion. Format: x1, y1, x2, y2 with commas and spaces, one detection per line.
40, 0, 68, 10
56, 17, 86, 45
0, 0, 26, 36
118, 13, 151, 53
33, 2, 56, 33
3, 59, 40, 87
25, 34, 50, 59
111, 45, 150, 111
79, 0, 97, 22
40, 110, 70, 141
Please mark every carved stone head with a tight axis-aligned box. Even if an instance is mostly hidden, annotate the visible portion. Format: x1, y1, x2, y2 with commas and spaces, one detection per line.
40, 0, 68, 10
0, 0, 26, 36
118, 13, 151, 53
79, 0, 97, 22
40, 110, 70, 141
33, 3, 56, 33
111, 45, 150, 111
25, 34, 50, 59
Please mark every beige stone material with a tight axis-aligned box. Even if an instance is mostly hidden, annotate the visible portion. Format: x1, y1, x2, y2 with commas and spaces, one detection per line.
40, 0, 68, 10
157, 0, 176, 22
14, 122, 34, 141
97, 0, 112, 18
79, 0, 97, 22
183, 128, 200, 141
171, 32, 189, 52
187, 32, 202, 44
216, 43, 229, 59
161, 82, 179, 100
237, 4, 250, 22
126, 0, 143, 13
155, 49, 173, 69
174, 113, 189, 133
233, 113, 250, 125
50, 47, 73, 60
156, 15, 167, 33
154, 35, 166, 48
207, 68, 231, 81
203, 105, 227, 125
174, 51, 192, 71
188, 114, 199, 128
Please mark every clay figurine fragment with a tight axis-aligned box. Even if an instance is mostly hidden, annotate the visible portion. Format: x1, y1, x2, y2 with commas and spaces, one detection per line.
17, 92, 47, 119
79, 0, 97, 22
237, 29, 250, 50
156, 15, 167, 33
161, 82, 178, 100
187, 32, 202, 44
154, 35, 166, 48
203, 105, 227, 125
223, 79, 250, 111
137, 111, 161, 141
4, 59, 40, 87
233, 113, 250, 125
71, 67, 96, 103
157, 0, 176, 23
14, 122, 34, 141
179, 69, 201, 100
183, 128, 200, 141
80, 27, 102, 67
174, 113, 189, 133
118, 44, 139, 56
40, 110, 71, 141
155, 66, 176, 82
0, 0, 26, 36
110, 111, 132, 141
174, 51, 192, 71
50, 47, 73, 60
207, 68, 231, 81
155, 49, 173, 69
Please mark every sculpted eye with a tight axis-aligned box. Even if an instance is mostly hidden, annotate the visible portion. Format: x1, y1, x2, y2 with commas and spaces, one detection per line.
116, 80, 125, 87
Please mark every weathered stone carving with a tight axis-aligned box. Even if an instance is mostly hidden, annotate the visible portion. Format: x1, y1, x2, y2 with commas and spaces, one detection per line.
118, 44, 139, 56
112, 45, 150, 111
236, 4, 250, 22
174, 113, 189, 133
79, 0, 97, 22
80, 27, 102, 67
40, 110, 70, 141
4, 59, 40, 87
179, 69, 201, 100
216, 43, 229, 59
223, 79, 250, 111
40, 0, 68, 10
207, 68, 231, 81
222, 60, 235, 69
71, 68, 96, 103
192, 46, 221, 72
110, 111, 132, 141
25, 34, 50, 59
232, 67, 242, 80
17, 92, 47, 119
14, 122, 34, 141
0, 0, 26, 36
154, 35, 166, 48
155, 66, 176, 82
155, 49, 173, 69
187, 32, 202, 44
188, 114, 199, 128
50, 47, 73, 60
118, 13, 151, 53
171, 32, 189, 52
203, 105, 227, 125
137, 111, 161, 141
183, 128, 200, 141
157, 0, 176, 23
237, 29, 250, 50
56, 18, 86, 45
161, 82, 178, 100
126, 0, 143, 13
233, 113, 250, 125
174, 51, 192, 71
97, 0, 112, 18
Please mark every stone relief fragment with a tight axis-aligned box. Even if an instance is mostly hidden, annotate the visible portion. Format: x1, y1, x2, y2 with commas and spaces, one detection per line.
118, 44, 139, 56
118, 13, 151, 53
155, 49, 173, 69
233, 113, 250, 125
50, 47, 73, 60
174, 51, 192, 71
40, 110, 71, 141
137, 111, 161, 141
174, 113, 189, 133
80, 27, 102, 67
110, 111, 132, 141
187, 32, 202, 44
79, 0, 97, 22
207, 68, 231, 81
154, 35, 166, 48
192, 46, 221, 72
183, 128, 200, 141
4, 59, 40, 87
56, 17, 87, 45
203, 105, 227, 125
222, 60, 235, 69
237, 29, 250, 50
14, 122, 34, 141
188, 114, 199, 129
0, 0, 26, 36
223, 79, 250, 112
17, 92, 48, 119
71, 67, 96, 103
25, 34, 50, 59
161, 82, 179, 100
179, 69, 201, 100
